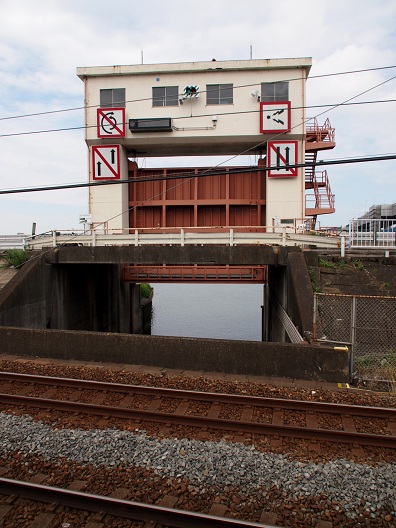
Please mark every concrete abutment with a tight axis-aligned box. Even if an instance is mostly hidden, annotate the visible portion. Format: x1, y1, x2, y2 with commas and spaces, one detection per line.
0, 246, 341, 382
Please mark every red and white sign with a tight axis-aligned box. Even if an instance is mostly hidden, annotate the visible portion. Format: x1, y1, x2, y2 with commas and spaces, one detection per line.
97, 108, 126, 138
267, 140, 298, 178
92, 145, 121, 180
260, 101, 291, 133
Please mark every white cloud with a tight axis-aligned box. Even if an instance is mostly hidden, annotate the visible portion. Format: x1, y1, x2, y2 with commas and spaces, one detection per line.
0, 0, 396, 233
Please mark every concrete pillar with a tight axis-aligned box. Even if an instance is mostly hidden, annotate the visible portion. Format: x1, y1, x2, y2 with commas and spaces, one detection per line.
267, 264, 287, 342
130, 283, 143, 334
262, 283, 269, 341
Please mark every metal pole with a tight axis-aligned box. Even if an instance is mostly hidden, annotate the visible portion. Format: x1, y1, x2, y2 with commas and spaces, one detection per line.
350, 296, 357, 382
340, 235, 346, 258
313, 293, 318, 340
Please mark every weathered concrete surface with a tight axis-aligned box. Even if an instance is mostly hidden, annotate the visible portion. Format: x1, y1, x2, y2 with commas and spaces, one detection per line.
287, 251, 314, 337
44, 245, 293, 266
0, 265, 17, 291
0, 253, 135, 333
304, 253, 396, 296
0, 327, 349, 382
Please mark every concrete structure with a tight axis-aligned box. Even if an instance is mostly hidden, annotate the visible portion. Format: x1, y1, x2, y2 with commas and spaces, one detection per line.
0, 246, 350, 382
77, 58, 335, 234
0, 59, 341, 382
0, 327, 349, 383
0, 245, 314, 342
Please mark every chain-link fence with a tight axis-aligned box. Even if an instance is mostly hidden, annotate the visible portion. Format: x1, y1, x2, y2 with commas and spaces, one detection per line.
313, 293, 396, 386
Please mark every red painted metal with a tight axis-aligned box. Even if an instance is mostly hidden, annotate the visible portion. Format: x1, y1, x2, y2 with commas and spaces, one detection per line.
128, 163, 266, 230
121, 265, 267, 283
304, 118, 336, 224
305, 117, 335, 149
127, 118, 336, 236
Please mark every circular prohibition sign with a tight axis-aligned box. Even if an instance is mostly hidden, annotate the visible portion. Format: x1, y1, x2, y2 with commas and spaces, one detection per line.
100, 111, 118, 134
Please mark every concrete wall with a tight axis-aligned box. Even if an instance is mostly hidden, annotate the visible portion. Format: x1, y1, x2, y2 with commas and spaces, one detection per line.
0, 326, 349, 382
0, 253, 137, 333
1, 247, 315, 347
287, 251, 314, 338
45, 245, 285, 266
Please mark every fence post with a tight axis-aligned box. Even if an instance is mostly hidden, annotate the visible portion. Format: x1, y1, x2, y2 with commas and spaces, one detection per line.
282, 227, 286, 246
340, 235, 346, 257
350, 296, 357, 382
312, 293, 318, 340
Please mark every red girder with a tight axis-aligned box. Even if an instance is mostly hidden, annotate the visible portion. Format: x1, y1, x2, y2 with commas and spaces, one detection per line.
121, 265, 267, 283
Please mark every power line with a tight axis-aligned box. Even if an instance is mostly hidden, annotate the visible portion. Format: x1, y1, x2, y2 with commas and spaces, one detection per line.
1, 63, 395, 123
1, 153, 395, 195
3, 73, 396, 193
1, 97, 396, 139
0, 71, 396, 199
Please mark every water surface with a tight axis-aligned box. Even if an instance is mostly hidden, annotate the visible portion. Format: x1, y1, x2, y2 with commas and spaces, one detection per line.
151, 283, 263, 341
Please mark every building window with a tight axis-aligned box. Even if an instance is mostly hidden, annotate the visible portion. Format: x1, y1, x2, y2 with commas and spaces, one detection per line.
152, 86, 179, 107
206, 84, 233, 105
261, 82, 289, 102
100, 88, 126, 107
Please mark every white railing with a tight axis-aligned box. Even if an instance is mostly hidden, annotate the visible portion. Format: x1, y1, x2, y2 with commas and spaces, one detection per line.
25, 226, 340, 250
0, 235, 28, 251
349, 219, 396, 248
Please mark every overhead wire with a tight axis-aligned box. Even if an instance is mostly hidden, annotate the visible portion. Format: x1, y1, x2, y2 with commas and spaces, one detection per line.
1, 153, 396, 195
1, 97, 396, 138
81, 71, 396, 239
0, 63, 395, 122
7, 62, 395, 266
2, 72, 396, 195
3, 65, 396, 249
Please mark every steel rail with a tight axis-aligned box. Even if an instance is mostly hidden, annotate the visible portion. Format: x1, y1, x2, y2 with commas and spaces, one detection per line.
0, 370, 395, 419
0, 392, 395, 449
0, 477, 269, 528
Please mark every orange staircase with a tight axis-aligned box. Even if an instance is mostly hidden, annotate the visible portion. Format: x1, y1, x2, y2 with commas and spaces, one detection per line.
305, 118, 336, 225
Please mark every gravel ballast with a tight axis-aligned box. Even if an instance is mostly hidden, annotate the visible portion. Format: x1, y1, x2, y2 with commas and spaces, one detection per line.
1, 412, 395, 522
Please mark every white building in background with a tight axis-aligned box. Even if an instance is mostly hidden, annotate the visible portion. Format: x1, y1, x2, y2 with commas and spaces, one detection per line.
77, 58, 335, 232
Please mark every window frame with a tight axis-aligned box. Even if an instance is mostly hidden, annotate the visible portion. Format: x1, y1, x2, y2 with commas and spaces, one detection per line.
152, 86, 179, 107
261, 82, 289, 102
100, 88, 126, 108
206, 83, 233, 105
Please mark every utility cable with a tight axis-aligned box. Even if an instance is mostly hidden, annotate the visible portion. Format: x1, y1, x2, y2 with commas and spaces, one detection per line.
1, 97, 396, 139
1, 64, 395, 122
3, 73, 396, 194
1, 153, 395, 195
9, 71, 396, 252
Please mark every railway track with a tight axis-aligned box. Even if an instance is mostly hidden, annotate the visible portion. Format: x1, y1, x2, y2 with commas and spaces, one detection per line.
0, 371, 395, 450
0, 477, 272, 528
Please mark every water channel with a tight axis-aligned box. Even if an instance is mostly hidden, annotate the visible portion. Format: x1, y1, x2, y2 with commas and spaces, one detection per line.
151, 283, 263, 341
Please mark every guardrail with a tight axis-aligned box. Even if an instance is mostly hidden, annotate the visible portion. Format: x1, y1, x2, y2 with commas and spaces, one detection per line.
0, 235, 28, 251
25, 227, 340, 250
349, 219, 396, 248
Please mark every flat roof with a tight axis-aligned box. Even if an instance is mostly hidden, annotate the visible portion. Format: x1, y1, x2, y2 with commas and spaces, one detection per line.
77, 57, 312, 80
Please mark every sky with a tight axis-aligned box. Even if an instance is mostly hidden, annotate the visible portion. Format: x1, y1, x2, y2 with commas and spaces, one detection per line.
0, 0, 395, 235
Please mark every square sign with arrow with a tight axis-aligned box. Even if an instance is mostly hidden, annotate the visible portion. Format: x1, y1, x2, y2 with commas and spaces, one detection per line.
92, 145, 121, 180
260, 101, 291, 133
267, 140, 298, 178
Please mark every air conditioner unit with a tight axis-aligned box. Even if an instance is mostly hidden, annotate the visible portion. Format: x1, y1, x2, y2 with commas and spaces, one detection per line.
129, 118, 173, 133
